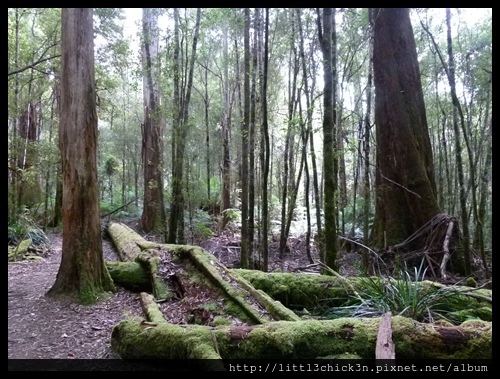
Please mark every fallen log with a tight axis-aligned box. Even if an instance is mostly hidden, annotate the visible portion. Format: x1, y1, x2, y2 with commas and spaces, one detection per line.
107, 222, 144, 260
106, 222, 492, 362
111, 316, 491, 361
232, 269, 492, 323
106, 222, 300, 323
106, 261, 151, 292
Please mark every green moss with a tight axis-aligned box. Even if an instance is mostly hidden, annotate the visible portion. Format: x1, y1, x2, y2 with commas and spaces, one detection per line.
466, 277, 478, 287
111, 319, 222, 360
106, 261, 151, 292
212, 316, 233, 326
448, 307, 492, 323
390, 316, 492, 359
79, 283, 111, 305
332, 352, 363, 359
233, 269, 354, 308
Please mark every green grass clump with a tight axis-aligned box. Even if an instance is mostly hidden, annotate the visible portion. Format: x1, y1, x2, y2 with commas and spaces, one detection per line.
321, 259, 455, 323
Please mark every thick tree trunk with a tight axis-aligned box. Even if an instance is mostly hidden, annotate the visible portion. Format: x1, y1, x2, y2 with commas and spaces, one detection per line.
47, 8, 114, 304
371, 8, 440, 248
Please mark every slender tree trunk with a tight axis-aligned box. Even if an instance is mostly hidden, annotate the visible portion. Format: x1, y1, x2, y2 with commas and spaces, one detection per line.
140, 8, 166, 236
318, 8, 339, 272
260, 8, 270, 271
47, 8, 114, 304
445, 8, 471, 275
204, 67, 211, 203
221, 23, 232, 230
297, 8, 315, 264
9, 8, 20, 219
248, 8, 259, 263
240, 8, 251, 269
169, 8, 201, 244
474, 117, 491, 278
280, 13, 299, 259
363, 9, 374, 266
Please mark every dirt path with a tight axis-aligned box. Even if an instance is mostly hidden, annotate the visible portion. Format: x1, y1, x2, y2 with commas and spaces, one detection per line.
8, 233, 143, 360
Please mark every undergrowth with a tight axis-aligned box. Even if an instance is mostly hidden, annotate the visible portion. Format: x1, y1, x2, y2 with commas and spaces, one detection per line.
314, 259, 457, 323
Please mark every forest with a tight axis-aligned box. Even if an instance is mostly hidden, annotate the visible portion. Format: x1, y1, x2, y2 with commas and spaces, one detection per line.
8, 8, 492, 367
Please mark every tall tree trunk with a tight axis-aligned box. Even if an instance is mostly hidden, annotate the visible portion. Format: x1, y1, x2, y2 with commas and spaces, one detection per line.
371, 8, 440, 248
297, 8, 315, 264
140, 8, 166, 237
47, 8, 114, 304
444, 8, 472, 275
9, 8, 20, 219
318, 8, 339, 272
259, 8, 270, 271
240, 8, 251, 269
204, 67, 211, 203
248, 8, 259, 264
279, 12, 299, 259
474, 118, 491, 278
168, 8, 201, 244
221, 23, 232, 230
362, 9, 375, 266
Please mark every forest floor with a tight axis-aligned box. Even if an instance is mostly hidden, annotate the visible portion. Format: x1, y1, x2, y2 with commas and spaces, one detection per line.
9, 219, 360, 363
7, 218, 490, 365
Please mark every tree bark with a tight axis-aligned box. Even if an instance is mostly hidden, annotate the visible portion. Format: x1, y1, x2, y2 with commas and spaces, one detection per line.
140, 8, 166, 236
259, 8, 270, 271
47, 8, 114, 304
239, 8, 251, 268
168, 8, 201, 244
371, 8, 440, 248
318, 8, 339, 272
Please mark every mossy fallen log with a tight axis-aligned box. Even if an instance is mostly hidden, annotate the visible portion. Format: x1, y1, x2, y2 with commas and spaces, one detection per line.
135, 252, 171, 302
106, 261, 151, 292
111, 316, 491, 361
9, 239, 33, 261
232, 269, 492, 323
107, 222, 145, 260
106, 222, 492, 362
106, 222, 299, 322
139, 292, 168, 325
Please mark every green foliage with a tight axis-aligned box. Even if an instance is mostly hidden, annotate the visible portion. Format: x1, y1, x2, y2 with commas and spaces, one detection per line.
318, 260, 456, 324
192, 209, 213, 240
222, 208, 241, 226
105, 156, 119, 177
8, 210, 49, 248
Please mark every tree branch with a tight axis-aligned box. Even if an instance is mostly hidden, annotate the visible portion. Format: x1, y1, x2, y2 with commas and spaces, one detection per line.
8, 54, 61, 77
